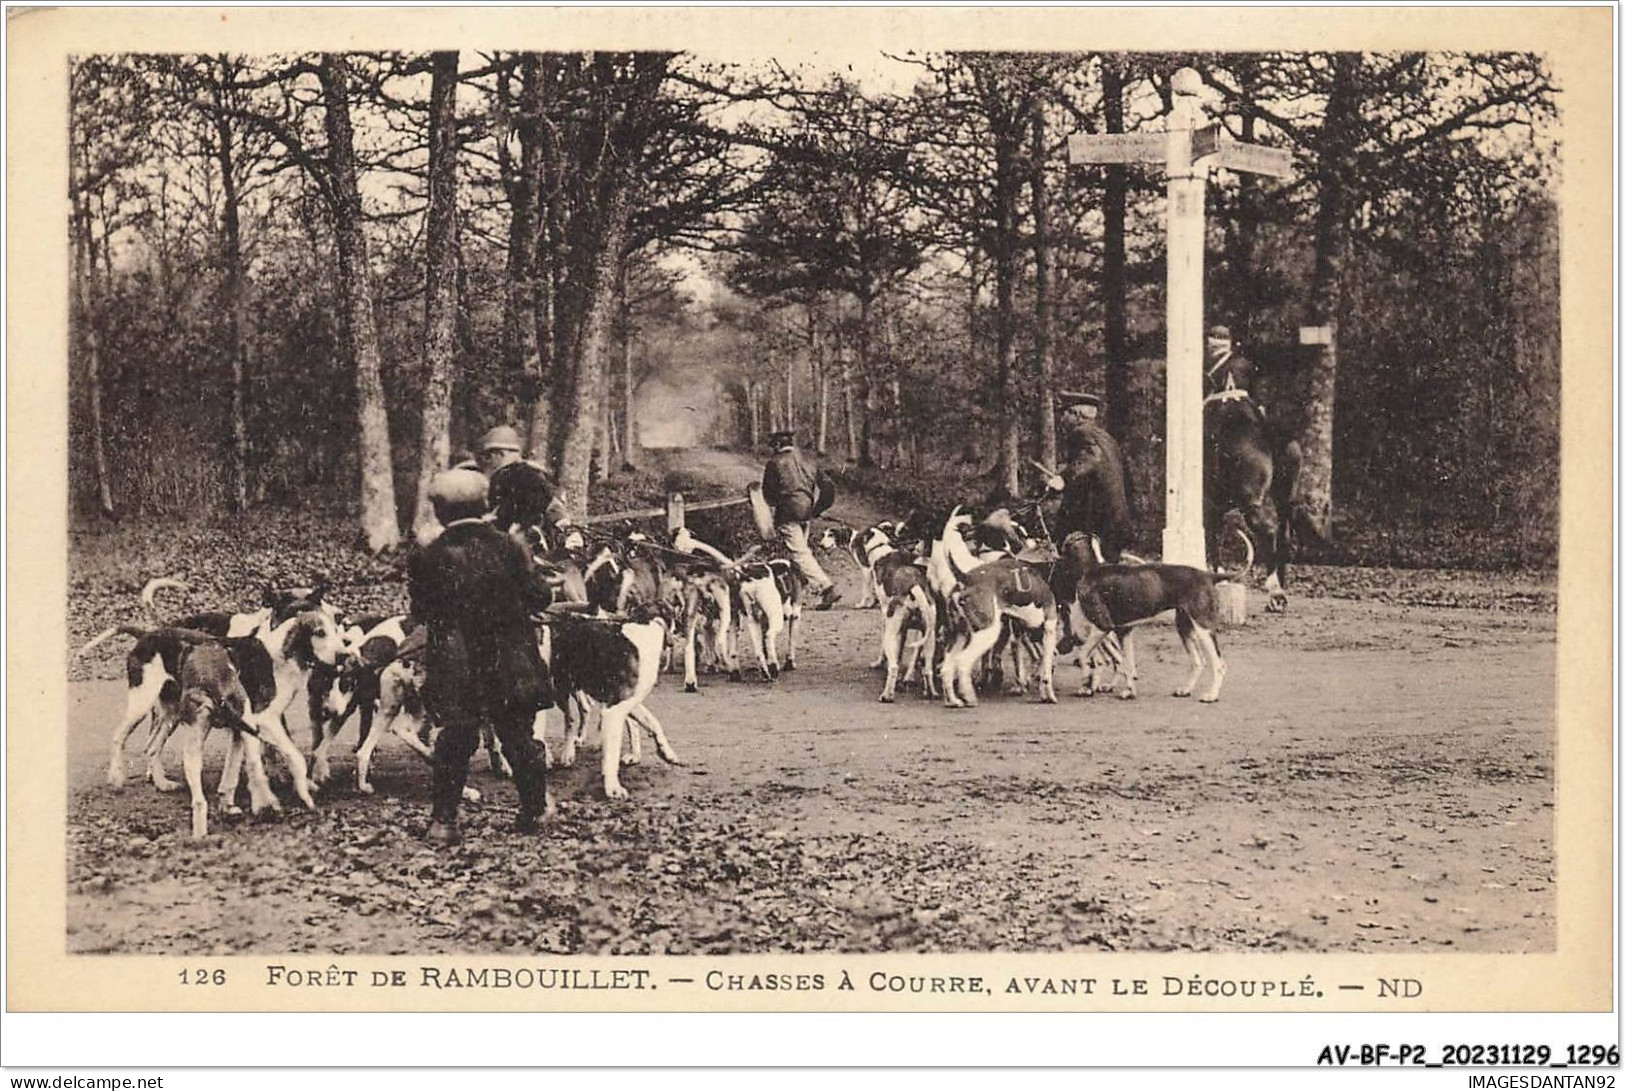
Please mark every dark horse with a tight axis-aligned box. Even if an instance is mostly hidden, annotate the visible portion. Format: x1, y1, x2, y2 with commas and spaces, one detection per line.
1204, 390, 1305, 612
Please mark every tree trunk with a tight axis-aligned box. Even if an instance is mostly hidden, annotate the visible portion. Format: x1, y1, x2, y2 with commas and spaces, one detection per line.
321, 53, 400, 553
891, 377, 906, 466
747, 379, 761, 448
411, 51, 461, 542
556, 192, 631, 516
992, 123, 1023, 499
594, 368, 613, 484
210, 65, 251, 512
1300, 52, 1363, 539
73, 186, 115, 517
856, 293, 876, 467
527, 54, 559, 463
1231, 68, 1262, 344
1031, 104, 1057, 470
1101, 54, 1131, 441
812, 309, 829, 455
621, 285, 638, 466
781, 338, 793, 437
508, 53, 547, 456
842, 364, 860, 464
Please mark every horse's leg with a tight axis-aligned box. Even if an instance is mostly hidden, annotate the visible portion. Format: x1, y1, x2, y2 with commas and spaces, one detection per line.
1248, 499, 1286, 612
1268, 499, 1293, 612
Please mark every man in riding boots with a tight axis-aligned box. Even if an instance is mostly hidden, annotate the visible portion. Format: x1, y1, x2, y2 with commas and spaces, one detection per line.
411, 469, 556, 847
476, 425, 573, 551
761, 429, 841, 610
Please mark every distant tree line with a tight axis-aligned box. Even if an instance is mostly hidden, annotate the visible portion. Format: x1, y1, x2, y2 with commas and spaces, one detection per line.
69, 50, 1559, 562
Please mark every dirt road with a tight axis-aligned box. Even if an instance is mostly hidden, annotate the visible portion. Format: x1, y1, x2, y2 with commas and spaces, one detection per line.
67, 538, 1554, 955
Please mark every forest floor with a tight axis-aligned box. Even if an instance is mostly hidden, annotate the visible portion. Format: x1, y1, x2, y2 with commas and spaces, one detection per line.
64, 448, 1557, 955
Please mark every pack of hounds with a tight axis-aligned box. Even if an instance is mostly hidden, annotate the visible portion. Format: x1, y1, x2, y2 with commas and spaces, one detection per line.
75, 508, 1229, 840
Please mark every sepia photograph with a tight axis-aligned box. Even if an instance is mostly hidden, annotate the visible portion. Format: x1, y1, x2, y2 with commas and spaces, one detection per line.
5, 5, 1613, 1032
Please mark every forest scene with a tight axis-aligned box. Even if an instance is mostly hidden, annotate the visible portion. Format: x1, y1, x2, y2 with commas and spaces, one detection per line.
68, 50, 1558, 567
59, 48, 1567, 959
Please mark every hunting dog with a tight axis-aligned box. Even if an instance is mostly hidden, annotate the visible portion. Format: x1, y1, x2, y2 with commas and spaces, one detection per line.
666, 526, 744, 691
868, 532, 938, 703
817, 520, 896, 609
542, 609, 685, 800
166, 640, 281, 839
84, 610, 342, 835
309, 614, 479, 802
78, 579, 338, 791
732, 558, 801, 681
933, 509, 1059, 708
1055, 533, 1229, 702
201, 607, 347, 814
676, 568, 738, 691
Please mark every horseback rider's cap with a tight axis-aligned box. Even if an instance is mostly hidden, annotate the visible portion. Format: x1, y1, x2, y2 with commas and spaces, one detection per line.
428, 468, 490, 523
1057, 391, 1103, 415
767, 429, 796, 446
1207, 325, 1232, 342
478, 425, 524, 453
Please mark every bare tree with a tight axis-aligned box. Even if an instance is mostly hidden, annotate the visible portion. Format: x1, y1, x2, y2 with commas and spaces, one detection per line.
320, 52, 400, 552
410, 51, 461, 540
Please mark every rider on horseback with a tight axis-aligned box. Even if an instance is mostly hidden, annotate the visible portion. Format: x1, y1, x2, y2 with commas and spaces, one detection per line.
1204, 325, 1256, 400
1202, 325, 1304, 610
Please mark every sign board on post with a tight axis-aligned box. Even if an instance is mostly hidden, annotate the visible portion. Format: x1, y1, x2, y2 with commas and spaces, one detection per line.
1067, 132, 1166, 165
1298, 325, 1334, 346
1190, 122, 1224, 161
1212, 142, 1296, 180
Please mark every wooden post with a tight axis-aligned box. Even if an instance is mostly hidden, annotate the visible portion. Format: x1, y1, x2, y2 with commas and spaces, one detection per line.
1162, 68, 1209, 569
1069, 67, 1292, 573
666, 491, 685, 535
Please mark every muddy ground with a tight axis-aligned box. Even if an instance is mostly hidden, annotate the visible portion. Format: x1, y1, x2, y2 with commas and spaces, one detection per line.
64, 451, 1556, 956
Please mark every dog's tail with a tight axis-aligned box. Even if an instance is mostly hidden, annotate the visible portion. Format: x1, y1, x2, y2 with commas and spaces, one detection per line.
140, 577, 190, 617
901, 585, 936, 648
71, 623, 153, 661
208, 698, 261, 738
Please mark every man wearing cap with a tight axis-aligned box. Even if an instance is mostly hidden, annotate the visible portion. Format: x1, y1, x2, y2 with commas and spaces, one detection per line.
477, 425, 572, 547
1204, 325, 1257, 398
410, 468, 556, 846
761, 429, 840, 609
1050, 391, 1134, 563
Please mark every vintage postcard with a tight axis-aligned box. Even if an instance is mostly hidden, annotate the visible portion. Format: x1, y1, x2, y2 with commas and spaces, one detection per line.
4, 2, 1614, 1058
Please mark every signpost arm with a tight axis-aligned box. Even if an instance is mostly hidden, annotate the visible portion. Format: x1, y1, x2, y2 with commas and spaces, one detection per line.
1162, 69, 1210, 569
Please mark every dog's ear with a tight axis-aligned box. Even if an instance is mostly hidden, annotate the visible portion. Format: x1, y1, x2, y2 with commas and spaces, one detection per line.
309, 573, 331, 603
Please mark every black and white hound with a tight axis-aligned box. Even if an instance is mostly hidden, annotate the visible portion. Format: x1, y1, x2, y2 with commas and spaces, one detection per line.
931, 509, 1060, 708
1056, 533, 1229, 702
85, 610, 344, 836
542, 610, 685, 801
731, 559, 801, 681
817, 521, 896, 609
77, 578, 339, 792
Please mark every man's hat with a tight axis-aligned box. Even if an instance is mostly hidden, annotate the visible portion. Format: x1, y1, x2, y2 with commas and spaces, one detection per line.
478, 425, 523, 453
1207, 324, 1232, 341
1056, 391, 1103, 412
427, 468, 489, 520
767, 429, 796, 445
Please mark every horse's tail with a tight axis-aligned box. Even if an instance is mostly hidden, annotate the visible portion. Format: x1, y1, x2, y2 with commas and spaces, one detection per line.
1271, 438, 1327, 547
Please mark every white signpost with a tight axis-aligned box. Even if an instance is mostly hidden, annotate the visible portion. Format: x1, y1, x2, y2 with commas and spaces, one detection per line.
1069, 68, 1296, 568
